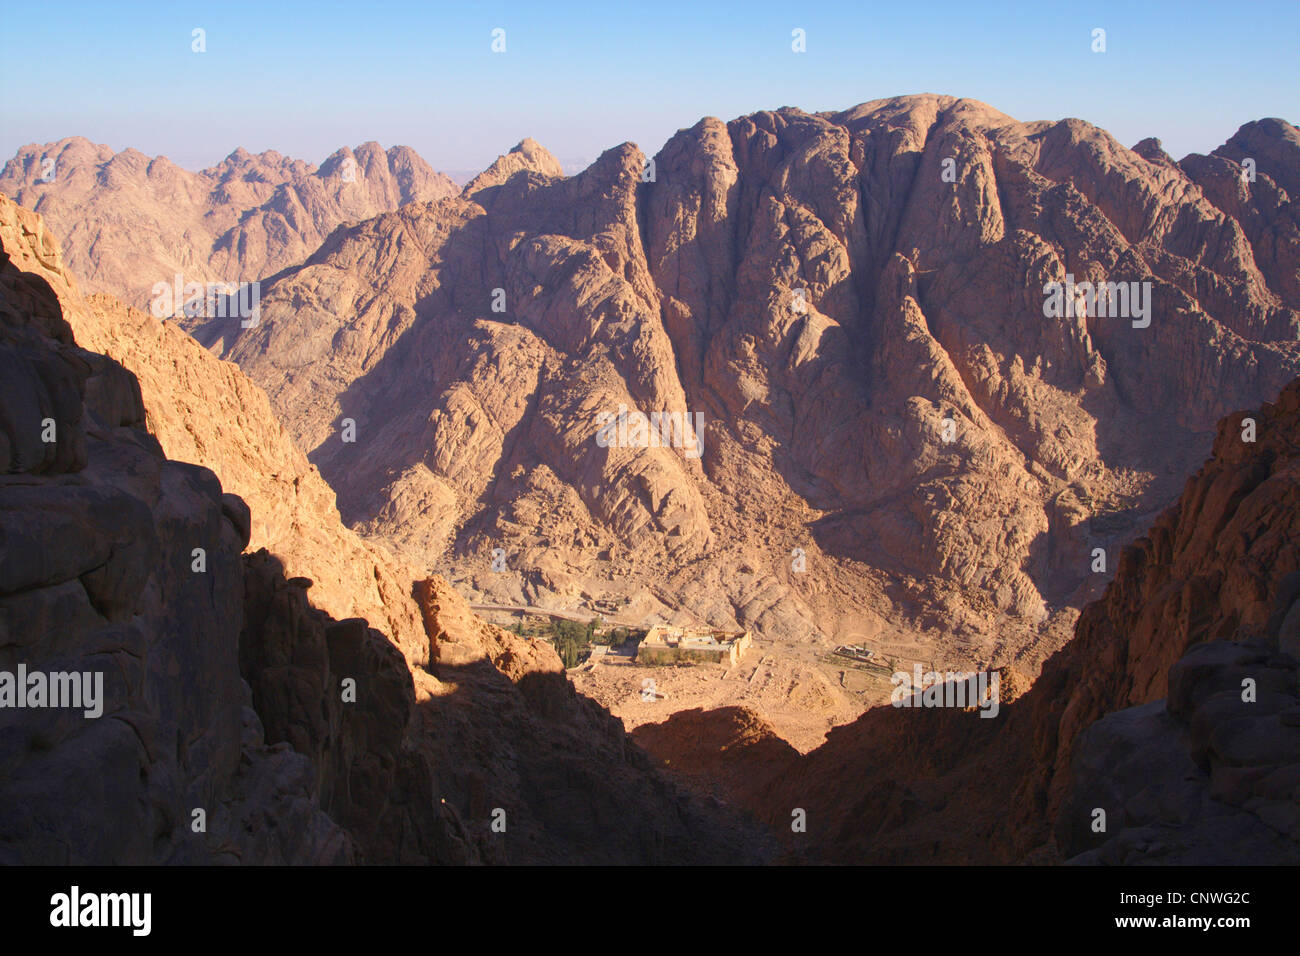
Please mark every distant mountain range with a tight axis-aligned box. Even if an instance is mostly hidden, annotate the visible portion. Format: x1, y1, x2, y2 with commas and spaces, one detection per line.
0, 137, 458, 312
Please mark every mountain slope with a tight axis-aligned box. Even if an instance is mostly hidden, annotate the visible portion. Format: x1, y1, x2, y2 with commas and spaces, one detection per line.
205, 96, 1300, 687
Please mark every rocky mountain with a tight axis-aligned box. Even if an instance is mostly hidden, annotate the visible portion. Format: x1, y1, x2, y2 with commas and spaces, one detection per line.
197, 96, 1300, 686
0, 194, 770, 864
0, 137, 458, 315
5, 91, 1298, 867
632, 377, 1300, 864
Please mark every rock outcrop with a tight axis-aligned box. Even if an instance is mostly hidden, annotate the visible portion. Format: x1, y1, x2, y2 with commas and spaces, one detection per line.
0, 194, 772, 864
67, 290, 433, 670
0, 138, 458, 317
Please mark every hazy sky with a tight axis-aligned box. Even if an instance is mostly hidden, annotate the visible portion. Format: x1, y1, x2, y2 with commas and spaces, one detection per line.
2, 0, 1296, 175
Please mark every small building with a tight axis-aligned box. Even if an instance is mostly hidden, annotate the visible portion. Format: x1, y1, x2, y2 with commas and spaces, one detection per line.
635, 625, 751, 667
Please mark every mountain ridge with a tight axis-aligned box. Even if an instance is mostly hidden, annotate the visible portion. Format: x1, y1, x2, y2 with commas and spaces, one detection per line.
198, 95, 1300, 696
0, 136, 459, 314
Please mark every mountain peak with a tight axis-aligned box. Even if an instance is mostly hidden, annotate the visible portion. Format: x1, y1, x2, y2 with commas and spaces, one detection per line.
463, 138, 564, 199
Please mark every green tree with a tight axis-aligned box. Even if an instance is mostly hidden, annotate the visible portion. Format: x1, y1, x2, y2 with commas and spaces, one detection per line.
556, 636, 580, 668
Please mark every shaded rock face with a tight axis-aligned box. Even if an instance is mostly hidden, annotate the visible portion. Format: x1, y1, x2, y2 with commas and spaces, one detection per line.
66, 291, 434, 672
629, 377, 1300, 865
0, 194, 773, 865
238, 551, 414, 856
1026, 378, 1300, 808
1057, 642, 1300, 864
1042, 379, 1300, 863
206, 96, 1300, 671
0, 137, 458, 316
1, 197, 348, 864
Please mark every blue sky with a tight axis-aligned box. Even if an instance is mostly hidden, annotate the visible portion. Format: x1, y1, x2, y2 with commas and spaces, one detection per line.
2, 0, 1296, 174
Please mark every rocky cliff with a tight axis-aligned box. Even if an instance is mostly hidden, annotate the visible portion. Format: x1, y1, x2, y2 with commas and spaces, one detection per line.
199, 96, 1300, 677
1044, 377, 1300, 862
1, 194, 348, 862
0, 194, 770, 864
0, 138, 458, 316
633, 377, 1300, 864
